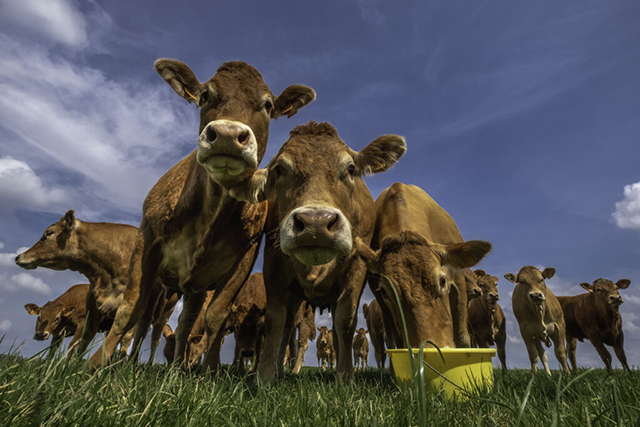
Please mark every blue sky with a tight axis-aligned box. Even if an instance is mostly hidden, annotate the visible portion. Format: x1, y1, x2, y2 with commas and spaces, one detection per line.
1, 0, 640, 370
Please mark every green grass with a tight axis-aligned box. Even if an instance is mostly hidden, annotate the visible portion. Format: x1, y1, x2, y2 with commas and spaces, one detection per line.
1, 348, 639, 426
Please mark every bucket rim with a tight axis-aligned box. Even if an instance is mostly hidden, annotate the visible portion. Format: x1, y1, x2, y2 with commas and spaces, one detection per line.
386, 348, 496, 355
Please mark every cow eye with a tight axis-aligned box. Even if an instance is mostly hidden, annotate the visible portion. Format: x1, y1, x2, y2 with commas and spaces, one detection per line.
199, 91, 209, 106
440, 277, 447, 287
263, 100, 273, 114
273, 165, 283, 179
347, 164, 356, 176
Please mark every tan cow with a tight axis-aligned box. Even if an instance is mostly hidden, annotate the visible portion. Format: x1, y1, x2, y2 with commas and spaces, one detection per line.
463, 268, 483, 301
228, 273, 267, 374
363, 300, 386, 368
316, 326, 336, 370
352, 328, 369, 370
24, 284, 133, 358
238, 121, 406, 381
467, 270, 507, 370
15, 211, 178, 362
356, 183, 492, 350
289, 302, 317, 374
558, 278, 631, 372
87, 59, 315, 370
505, 266, 570, 374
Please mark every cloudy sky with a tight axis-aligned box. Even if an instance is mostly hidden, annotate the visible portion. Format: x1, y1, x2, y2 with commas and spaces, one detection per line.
1, 0, 640, 370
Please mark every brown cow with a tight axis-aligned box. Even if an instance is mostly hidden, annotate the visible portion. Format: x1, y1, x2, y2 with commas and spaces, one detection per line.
463, 268, 483, 301
15, 211, 177, 362
558, 278, 631, 372
238, 121, 406, 381
467, 270, 507, 370
356, 183, 492, 350
228, 273, 267, 374
316, 326, 336, 370
505, 266, 570, 374
363, 299, 386, 368
289, 302, 317, 374
352, 328, 369, 370
87, 59, 315, 370
24, 284, 133, 358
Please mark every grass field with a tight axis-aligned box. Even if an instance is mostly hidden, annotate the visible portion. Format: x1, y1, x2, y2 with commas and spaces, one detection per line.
1, 347, 639, 426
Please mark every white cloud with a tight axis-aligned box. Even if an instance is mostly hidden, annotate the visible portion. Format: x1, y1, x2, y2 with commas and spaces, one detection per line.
0, 320, 11, 332
0, 272, 52, 295
626, 294, 640, 306
0, 0, 88, 48
613, 182, 640, 231
0, 246, 30, 267
0, 157, 70, 212
356, 0, 386, 25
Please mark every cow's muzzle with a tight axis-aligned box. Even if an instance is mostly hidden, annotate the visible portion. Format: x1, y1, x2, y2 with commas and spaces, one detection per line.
529, 292, 545, 304
281, 206, 352, 266
469, 288, 482, 300
197, 120, 258, 180
609, 295, 623, 306
488, 293, 500, 303
15, 254, 37, 270
34, 332, 49, 341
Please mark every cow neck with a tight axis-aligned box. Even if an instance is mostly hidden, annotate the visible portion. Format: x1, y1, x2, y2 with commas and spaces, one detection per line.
589, 292, 621, 326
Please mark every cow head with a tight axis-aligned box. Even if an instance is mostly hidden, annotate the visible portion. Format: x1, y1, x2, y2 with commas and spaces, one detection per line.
317, 326, 333, 347
162, 324, 176, 364
504, 266, 556, 305
474, 269, 500, 304
356, 232, 491, 348
354, 328, 368, 345
155, 59, 315, 189
581, 278, 630, 309
15, 210, 81, 271
464, 269, 482, 300
228, 303, 265, 358
24, 301, 75, 341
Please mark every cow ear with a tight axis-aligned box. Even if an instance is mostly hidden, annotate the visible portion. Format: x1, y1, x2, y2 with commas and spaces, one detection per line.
229, 168, 268, 203
580, 282, 594, 292
61, 307, 75, 318
504, 273, 517, 284
542, 267, 556, 280
25, 303, 40, 315
362, 303, 369, 318
273, 84, 316, 119
441, 241, 492, 269
154, 58, 204, 105
355, 238, 380, 273
63, 210, 77, 232
354, 135, 406, 176
616, 279, 630, 289
162, 324, 173, 338
474, 269, 486, 279
317, 327, 321, 332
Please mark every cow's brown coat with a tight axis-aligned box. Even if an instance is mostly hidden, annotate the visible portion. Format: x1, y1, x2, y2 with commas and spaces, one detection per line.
363, 300, 386, 368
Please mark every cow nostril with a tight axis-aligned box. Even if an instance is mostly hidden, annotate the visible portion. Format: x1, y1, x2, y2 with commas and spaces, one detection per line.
293, 213, 305, 234
238, 131, 249, 144
206, 126, 217, 142
326, 213, 339, 232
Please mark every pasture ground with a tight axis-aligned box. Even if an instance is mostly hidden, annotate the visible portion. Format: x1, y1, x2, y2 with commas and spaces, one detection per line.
0, 348, 639, 426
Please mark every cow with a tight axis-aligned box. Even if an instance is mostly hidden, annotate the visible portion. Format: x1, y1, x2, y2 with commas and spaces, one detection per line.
24, 283, 133, 358
289, 302, 317, 374
316, 326, 336, 370
352, 328, 369, 370
463, 269, 483, 301
86, 59, 315, 370
467, 270, 507, 370
363, 299, 386, 368
505, 266, 570, 374
227, 273, 267, 374
236, 121, 406, 381
355, 183, 492, 350
558, 278, 631, 372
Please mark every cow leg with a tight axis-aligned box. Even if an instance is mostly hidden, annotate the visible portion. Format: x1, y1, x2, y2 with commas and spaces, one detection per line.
551, 328, 570, 373
130, 285, 164, 363
535, 339, 551, 375
292, 337, 308, 374
612, 331, 630, 372
566, 337, 578, 371
276, 300, 300, 374
119, 329, 134, 360
74, 291, 103, 357
232, 341, 244, 374
450, 272, 470, 348
495, 326, 507, 371
286, 327, 298, 370
48, 334, 64, 359
522, 331, 540, 374
174, 291, 207, 365
589, 336, 613, 373
147, 290, 179, 364
67, 320, 85, 356
201, 328, 225, 373
89, 226, 159, 369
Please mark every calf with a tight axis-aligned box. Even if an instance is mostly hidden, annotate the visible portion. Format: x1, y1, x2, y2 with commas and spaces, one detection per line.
356, 183, 491, 349
363, 300, 386, 368
238, 121, 406, 381
16, 211, 176, 362
87, 59, 315, 370
352, 328, 369, 369
558, 278, 631, 372
463, 269, 483, 301
505, 266, 570, 374
227, 273, 267, 374
316, 326, 336, 370
467, 270, 507, 370
290, 302, 316, 374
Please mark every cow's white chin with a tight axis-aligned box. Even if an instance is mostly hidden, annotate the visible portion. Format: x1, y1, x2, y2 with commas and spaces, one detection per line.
291, 247, 338, 266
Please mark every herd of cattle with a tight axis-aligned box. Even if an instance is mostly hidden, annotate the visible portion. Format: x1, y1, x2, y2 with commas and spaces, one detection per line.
13, 58, 632, 379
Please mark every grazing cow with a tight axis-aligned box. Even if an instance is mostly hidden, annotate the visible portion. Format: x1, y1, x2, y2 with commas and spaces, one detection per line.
356, 183, 492, 349
238, 121, 406, 381
15, 212, 178, 362
228, 273, 267, 374
24, 284, 132, 357
505, 266, 570, 374
87, 59, 315, 370
467, 270, 507, 370
316, 326, 336, 370
558, 278, 631, 372
289, 302, 317, 374
363, 300, 386, 368
352, 328, 369, 369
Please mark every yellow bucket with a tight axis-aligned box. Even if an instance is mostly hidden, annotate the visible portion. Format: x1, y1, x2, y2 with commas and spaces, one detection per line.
387, 348, 496, 399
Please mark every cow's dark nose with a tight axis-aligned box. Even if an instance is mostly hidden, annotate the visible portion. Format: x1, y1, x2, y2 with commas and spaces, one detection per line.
472, 289, 482, 299
489, 293, 500, 302
292, 210, 340, 237
206, 121, 252, 147
610, 295, 623, 305
529, 292, 544, 302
